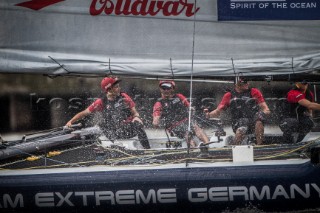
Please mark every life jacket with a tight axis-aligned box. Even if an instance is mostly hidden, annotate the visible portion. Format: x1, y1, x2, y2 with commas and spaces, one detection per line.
159, 94, 189, 127
101, 92, 132, 128
229, 88, 259, 120
287, 88, 312, 119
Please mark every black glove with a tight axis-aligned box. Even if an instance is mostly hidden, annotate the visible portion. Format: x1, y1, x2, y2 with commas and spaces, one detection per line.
254, 111, 267, 122
198, 142, 209, 153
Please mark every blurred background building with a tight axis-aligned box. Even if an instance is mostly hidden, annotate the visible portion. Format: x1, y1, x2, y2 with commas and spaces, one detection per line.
0, 73, 317, 134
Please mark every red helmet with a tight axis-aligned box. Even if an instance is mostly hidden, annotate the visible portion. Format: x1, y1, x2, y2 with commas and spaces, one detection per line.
101, 77, 121, 92
159, 80, 175, 89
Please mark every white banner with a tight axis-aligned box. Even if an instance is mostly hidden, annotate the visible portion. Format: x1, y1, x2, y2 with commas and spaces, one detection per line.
0, 0, 320, 77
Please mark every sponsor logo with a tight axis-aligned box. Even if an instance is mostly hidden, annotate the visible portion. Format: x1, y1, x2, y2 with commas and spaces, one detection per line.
15, 0, 199, 17
15, 0, 65, 10
1, 184, 320, 209
90, 0, 199, 17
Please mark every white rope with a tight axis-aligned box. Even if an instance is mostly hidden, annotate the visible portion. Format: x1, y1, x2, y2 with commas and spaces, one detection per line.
185, 0, 198, 168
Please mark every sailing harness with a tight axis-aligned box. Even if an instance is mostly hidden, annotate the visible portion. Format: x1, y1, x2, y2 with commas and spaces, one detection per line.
101, 92, 132, 129
159, 94, 190, 133
100, 93, 150, 149
229, 88, 260, 121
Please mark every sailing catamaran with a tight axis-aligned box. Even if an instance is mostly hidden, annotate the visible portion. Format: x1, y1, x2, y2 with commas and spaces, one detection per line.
1, 0, 320, 212
1, 121, 320, 212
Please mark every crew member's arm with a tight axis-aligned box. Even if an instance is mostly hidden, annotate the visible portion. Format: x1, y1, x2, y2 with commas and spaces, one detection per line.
252, 88, 271, 115
258, 102, 271, 115
176, 93, 195, 113
206, 92, 230, 119
153, 116, 161, 127
152, 102, 162, 127
131, 107, 143, 123
207, 108, 223, 118
298, 99, 320, 111
122, 93, 142, 123
66, 108, 91, 127
288, 90, 319, 115
66, 98, 103, 127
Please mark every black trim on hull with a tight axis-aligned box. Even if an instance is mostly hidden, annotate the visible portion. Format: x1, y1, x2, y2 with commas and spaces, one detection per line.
0, 161, 320, 212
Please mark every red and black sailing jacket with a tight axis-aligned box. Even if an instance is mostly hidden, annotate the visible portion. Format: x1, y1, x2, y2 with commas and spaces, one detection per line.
159, 94, 189, 128
101, 92, 132, 128
229, 88, 259, 120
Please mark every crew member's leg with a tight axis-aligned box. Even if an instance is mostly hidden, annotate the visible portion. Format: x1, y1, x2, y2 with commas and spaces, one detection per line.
279, 118, 299, 143
112, 122, 150, 149
171, 121, 197, 148
297, 116, 314, 142
102, 126, 117, 142
255, 120, 264, 145
193, 123, 209, 144
233, 127, 247, 145
183, 131, 197, 148
132, 121, 150, 149
253, 111, 268, 145
232, 118, 249, 145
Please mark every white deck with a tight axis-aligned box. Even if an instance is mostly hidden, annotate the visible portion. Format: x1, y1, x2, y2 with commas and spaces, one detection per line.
1, 125, 319, 177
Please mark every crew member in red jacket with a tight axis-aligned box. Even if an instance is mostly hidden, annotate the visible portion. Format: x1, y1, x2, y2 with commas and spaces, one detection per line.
152, 80, 209, 147
206, 78, 270, 145
66, 76, 150, 149
280, 80, 320, 143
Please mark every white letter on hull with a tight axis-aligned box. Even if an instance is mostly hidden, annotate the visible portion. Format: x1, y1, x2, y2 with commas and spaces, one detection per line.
75, 192, 95, 206
55, 192, 74, 207
229, 186, 249, 201
157, 189, 177, 203
250, 186, 271, 200
2, 194, 24, 208
311, 183, 320, 197
290, 184, 310, 199
188, 188, 207, 202
116, 190, 135, 204
35, 192, 54, 207
209, 187, 228, 202
95, 191, 115, 205
136, 189, 156, 204
272, 185, 290, 199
